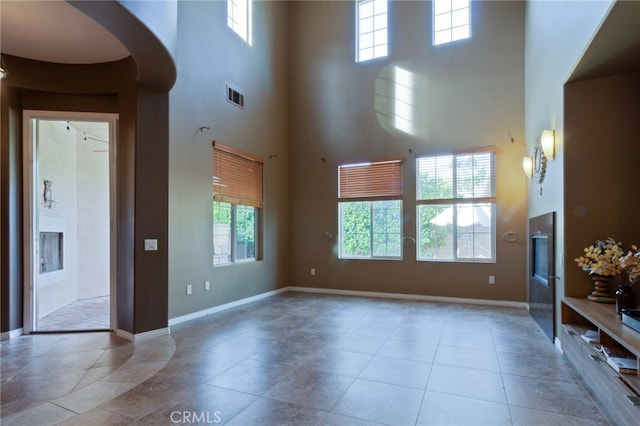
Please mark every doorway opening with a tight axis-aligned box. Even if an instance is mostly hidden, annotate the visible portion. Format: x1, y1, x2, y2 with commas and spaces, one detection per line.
23, 111, 117, 333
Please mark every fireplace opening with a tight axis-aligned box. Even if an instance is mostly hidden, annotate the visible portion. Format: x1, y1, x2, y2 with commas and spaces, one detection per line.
532, 235, 549, 286
40, 232, 63, 273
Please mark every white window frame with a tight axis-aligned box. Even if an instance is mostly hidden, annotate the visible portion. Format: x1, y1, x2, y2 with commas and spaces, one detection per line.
227, 0, 253, 45
416, 151, 496, 262
338, 200, 403, 260
433, 0, 471, 46
356, 0, 388, 63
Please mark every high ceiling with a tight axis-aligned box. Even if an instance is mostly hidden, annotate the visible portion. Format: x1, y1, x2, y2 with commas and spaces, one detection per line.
0, 0, 129, 64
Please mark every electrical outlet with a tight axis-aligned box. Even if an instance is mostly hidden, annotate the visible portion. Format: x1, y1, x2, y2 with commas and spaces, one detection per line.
489, 275, 495, 284
311, 268, 316, 276
186, 284, 192, 295
205, 281, 210, 291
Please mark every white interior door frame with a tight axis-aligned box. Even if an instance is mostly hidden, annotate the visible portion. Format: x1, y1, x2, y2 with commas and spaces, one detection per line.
22, 110, 118, 333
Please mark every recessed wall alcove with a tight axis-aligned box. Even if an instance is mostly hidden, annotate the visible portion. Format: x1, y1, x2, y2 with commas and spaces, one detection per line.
563, 0, 640, 302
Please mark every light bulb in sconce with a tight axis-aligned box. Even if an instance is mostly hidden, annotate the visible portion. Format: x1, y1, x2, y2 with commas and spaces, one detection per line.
522, 156, 533, 179
540, 129, 555, 159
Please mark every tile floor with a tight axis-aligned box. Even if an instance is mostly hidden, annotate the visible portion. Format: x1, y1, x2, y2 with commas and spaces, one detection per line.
0, 292, 611, 425
38, 296, 111, 331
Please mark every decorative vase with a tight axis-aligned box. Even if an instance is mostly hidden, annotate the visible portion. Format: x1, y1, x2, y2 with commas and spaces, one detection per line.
587, 275, 615, 303
615, 284, 636, 316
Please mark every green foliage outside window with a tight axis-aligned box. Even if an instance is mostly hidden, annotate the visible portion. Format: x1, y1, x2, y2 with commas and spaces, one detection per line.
340, 200, 401, 258
213, 201, 256, 261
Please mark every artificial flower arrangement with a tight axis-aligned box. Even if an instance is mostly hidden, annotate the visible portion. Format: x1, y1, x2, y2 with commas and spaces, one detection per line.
574, 237, 625, 277
619, 245, 640, 286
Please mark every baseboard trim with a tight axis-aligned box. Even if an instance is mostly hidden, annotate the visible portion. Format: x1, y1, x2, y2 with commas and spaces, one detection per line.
168, 287, 289, 327
0, 328, 24, 341
287, 286, 528, 309
554, 336, 563, 353
168, 285, 528, 330
116, 327, 170, 342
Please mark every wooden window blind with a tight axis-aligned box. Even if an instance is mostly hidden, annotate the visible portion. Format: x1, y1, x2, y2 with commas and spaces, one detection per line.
338, 158, 403, 201
212, 141, 265, 208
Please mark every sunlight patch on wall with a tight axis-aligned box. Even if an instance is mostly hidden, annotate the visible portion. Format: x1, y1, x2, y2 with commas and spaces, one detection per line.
393, 66, 414, 135
375, 62, 427, 139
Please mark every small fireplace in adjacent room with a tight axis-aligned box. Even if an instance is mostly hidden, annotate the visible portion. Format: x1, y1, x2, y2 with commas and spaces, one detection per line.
40, 231, 63, 273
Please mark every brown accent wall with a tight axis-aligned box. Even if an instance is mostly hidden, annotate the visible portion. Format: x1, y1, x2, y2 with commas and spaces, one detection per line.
287, 1, 527, 301
564, 72, 640, 299
0, 84, 23, 332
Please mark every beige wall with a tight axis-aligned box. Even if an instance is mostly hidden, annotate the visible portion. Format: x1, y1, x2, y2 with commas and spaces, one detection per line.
168, 1, 290, 319
288, 1, 527, 301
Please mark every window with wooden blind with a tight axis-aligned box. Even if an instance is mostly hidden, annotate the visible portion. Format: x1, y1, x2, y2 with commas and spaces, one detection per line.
416, 150, 495, 262
338, 158, 403, 259
212, 141, 264, 265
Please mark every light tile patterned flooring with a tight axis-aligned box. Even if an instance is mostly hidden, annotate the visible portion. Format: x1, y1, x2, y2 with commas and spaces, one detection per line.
1, 292, 611, 425
38, 296, 111, 331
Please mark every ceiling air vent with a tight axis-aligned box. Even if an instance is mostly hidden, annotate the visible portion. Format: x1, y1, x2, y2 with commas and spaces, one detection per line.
226, 83, 245, 109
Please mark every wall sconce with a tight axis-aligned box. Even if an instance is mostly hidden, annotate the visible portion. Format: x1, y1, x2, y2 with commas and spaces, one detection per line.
522, 156, 534, 179
540, 129, 555, 159
0, 55, 8, 79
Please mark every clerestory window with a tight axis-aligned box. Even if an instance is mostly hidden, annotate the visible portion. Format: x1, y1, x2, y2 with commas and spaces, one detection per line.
227, 0, 253, 45
356, 0, 388, 62
433, 0, 471, 46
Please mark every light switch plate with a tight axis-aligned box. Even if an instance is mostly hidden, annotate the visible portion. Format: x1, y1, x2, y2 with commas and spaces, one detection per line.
144, 239, 158, 251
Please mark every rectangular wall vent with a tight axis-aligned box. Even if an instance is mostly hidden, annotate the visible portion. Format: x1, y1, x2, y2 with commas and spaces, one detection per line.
226, 83, 245, 109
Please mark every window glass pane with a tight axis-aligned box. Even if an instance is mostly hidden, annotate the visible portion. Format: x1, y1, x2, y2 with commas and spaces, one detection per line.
374, 30, 388, 46
434, 14, 451, 32
340, 202, 371, 257
434, 30, 451, 45
235, 205, 255, 260
359, 1, 374, 19
213, 202, 232, 265
374, 0, 388, 14
360, 16, 374, 34
452, 26, 470, 42
434, 0, 452, 15
457, 204, 492, 259
372, 200, 402, 257
359, 48, 374, 62
418, 204, 453, 260
452, 9, 469, 27
360, 33, 374, 49
374, 44, 388, 58
417, 156, 453, 200
452, 0, 469, 11
374, 14, 387, 31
